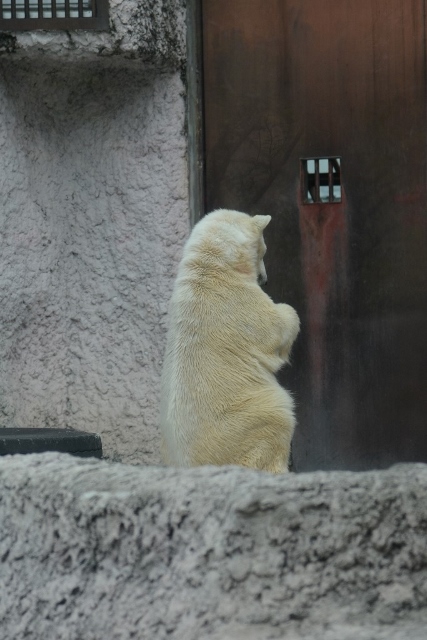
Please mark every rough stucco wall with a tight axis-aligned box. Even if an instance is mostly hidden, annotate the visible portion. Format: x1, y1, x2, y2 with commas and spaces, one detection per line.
0, 57, 189, 463
1, 453, 427, 639
0, 0, 187, 65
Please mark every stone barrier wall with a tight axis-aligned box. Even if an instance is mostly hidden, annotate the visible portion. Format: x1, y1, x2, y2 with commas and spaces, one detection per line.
1, 452, 427, 639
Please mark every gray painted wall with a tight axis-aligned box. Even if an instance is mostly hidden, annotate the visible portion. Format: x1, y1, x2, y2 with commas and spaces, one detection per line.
0, 0, 189, 463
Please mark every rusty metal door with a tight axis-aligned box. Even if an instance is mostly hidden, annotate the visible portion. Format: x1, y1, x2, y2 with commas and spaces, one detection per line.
202, 0, 427, 470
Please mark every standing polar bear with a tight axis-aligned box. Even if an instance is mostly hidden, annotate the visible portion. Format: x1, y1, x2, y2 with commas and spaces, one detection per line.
160, 209, 300, 473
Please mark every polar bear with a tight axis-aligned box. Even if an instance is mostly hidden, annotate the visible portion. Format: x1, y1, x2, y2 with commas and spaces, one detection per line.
160, 209, 300, 473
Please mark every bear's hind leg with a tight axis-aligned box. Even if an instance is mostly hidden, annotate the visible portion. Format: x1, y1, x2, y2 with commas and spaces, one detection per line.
239, 441, 290, 474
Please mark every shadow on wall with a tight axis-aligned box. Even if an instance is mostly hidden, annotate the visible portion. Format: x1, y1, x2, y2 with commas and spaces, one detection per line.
0, 56, 189, 465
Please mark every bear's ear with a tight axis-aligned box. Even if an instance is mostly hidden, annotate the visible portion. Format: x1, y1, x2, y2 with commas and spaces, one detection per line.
253, 215, 272, 231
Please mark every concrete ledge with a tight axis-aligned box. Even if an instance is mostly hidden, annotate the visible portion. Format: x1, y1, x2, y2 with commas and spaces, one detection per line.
1, 453, 427, 639
0, 0, 186, 66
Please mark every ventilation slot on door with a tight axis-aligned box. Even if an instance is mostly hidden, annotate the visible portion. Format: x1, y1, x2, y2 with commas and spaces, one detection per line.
301, 157, 341, 204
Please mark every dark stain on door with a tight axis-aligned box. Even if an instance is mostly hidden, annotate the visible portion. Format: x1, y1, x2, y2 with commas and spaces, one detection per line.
202, 0, 427, 470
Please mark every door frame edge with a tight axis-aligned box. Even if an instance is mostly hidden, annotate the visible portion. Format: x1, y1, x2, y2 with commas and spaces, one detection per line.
186, 0, 206, 227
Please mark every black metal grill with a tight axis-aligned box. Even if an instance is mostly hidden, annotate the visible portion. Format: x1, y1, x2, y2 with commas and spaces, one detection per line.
301, 157, 342, 204
0, 0, 108, 29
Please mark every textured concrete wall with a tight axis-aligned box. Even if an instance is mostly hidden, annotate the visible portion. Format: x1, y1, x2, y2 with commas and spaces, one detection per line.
0, 0, 186, 65
1, 453, 427, 640
0, 56, 189, 463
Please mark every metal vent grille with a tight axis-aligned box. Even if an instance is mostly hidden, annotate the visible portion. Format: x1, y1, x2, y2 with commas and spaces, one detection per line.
301, 157, 342, 204
0, 0, 108, 29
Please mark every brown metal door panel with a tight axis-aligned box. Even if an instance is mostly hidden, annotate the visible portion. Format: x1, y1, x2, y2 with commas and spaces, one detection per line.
202, 0, 427, 470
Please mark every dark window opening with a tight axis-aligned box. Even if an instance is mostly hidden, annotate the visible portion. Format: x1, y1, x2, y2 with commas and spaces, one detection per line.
301, 157, 342, 204
0, 0, 108, 29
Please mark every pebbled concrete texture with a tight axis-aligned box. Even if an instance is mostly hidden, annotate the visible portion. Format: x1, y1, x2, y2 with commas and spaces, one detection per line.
0, 56, 189, 463
0, 0, 187, 67
1, 453, 427, 639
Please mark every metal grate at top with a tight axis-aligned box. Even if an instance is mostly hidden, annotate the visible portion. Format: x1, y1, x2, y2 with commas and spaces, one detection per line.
0, 0, 108, 29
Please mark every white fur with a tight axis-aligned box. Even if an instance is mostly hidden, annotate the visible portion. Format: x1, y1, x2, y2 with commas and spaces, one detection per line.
160, 209, 300, 472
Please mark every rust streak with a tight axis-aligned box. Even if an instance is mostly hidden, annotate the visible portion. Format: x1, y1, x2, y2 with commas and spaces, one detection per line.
298, 189, 348, 401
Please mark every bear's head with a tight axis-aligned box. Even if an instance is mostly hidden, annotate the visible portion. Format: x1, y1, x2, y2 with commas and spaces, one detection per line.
183, 209, 272, 284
